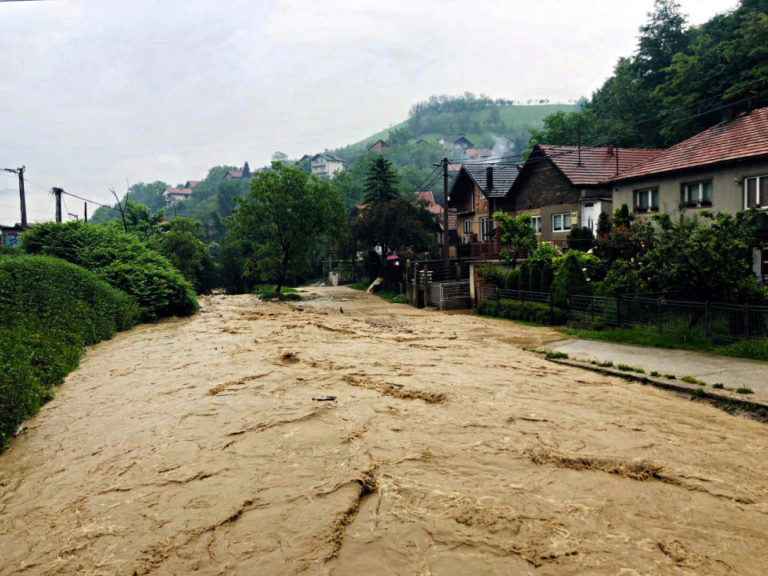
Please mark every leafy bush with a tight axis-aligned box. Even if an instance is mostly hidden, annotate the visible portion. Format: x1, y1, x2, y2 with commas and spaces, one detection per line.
596, 259, 646, 296
504, 269, 521, 290
552, 251, 591, 307
21, 221, 197, 321
0, 254, 139, 447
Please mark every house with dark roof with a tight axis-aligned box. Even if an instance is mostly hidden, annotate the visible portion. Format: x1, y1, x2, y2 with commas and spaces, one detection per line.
310, 153, 345, 179
509, 145, 661, 243
368, 139, 390, 152
453, 136, 474, 150
448, 163, 520, 247
609, 107, 768, 217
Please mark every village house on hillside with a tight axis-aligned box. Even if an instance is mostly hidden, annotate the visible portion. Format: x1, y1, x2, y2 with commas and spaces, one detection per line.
509, 145, 661, 243
310, 153, 346, 179
447, 164, 519, 255
163, 179, 199, 203
609, 107, 768, 217
368, 139, 390, 152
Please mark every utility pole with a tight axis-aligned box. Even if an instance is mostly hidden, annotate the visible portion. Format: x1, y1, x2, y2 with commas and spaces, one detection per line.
3, 166, 26, 229
442, 157, 449, 267
110, 188, 128, 233
84, 202, 88, 223
52, 187, 63, 223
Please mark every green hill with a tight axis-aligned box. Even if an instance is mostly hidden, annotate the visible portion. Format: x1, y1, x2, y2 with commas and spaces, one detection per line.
331, 101, 579, 163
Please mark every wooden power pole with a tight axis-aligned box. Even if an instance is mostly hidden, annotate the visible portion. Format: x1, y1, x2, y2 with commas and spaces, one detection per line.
442, 157, 449, 267
3, 166, 26, 229
52, 187, 63, 223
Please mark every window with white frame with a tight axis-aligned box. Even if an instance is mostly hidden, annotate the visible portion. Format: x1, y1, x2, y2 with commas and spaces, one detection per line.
744, 175, 768, 208
633, 188, 659, 212
463, 219, 471, 234
530, 215, 542, 234
552, 212, 572, 232
480, 217, 492, 242
681, 180, 712, 207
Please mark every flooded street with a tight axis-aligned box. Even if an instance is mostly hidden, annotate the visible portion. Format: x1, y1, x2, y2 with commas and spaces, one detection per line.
1, 286, 767, 575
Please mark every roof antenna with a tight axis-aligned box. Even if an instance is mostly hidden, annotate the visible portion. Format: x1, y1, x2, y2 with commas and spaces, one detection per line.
577, 122, 582, 167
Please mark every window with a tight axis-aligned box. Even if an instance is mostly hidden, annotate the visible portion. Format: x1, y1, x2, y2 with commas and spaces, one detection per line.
681, 181, 712, 207
744, 175, 768, 209
480, 217, 492, 242
530, 215, 542, 234
463, 219, 471, 234
633, 188, 659, 212
552, 212, 572, 232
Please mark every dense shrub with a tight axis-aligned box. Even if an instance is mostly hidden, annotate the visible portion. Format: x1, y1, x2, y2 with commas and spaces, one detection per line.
0, 254, 139, 447
552, 251, 591, 307
22, 221, 197, 320
505, 269, 521, 290
477, 297, 567, 325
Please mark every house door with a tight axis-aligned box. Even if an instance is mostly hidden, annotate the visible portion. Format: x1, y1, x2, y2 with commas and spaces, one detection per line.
581, 202, 600, 236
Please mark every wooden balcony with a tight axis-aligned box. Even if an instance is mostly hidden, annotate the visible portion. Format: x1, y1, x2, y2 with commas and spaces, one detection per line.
456, 240, 501, 260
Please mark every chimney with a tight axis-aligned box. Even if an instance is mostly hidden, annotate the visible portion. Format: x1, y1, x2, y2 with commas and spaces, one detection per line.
486, 166, 493, 190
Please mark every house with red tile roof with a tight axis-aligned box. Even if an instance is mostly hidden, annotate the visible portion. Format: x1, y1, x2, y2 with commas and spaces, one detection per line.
509, 145, 661, 243
609, 107, 768, 217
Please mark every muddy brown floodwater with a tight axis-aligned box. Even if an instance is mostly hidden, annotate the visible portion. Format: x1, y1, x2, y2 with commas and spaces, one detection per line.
1, 287, 767, 575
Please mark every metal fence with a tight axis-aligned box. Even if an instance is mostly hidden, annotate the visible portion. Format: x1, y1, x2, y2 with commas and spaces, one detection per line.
480, 286, 768, 344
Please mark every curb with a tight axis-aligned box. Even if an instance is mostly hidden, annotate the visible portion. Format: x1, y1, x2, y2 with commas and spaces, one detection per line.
546, 357, 768, 418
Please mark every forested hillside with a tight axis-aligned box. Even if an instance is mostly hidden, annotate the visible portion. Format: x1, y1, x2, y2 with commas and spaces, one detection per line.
531, 0, 768, 149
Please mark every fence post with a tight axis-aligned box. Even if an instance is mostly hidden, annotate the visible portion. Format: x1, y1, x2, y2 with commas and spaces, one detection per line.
617, 296, 622, 328
495, 286, 500, 303
744, 303, 750, 338
657, 297, 663, 334
550, 291, 554, 325
704, 301, 710, 338
590, 295, 595, 325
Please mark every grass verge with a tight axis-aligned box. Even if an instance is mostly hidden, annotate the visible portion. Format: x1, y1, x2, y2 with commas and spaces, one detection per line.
559, 326, 768, 362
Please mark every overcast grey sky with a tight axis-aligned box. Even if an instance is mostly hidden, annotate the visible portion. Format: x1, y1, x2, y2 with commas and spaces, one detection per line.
0, 0, 738, 224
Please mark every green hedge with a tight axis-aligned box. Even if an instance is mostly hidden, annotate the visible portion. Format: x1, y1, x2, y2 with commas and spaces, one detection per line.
0, 254, 139, 447
21, 221, 198, 320
477, 298, 568, 325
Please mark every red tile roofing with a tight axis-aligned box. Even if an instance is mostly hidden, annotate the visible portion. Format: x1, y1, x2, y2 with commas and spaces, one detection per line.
611, 107, 768, 182
465, 148, 494, 158
535, 145, 662, 186
415, 191, 443, 216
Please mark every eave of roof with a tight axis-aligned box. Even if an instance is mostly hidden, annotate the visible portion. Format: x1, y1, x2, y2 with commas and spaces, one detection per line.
609, 107, 768, 183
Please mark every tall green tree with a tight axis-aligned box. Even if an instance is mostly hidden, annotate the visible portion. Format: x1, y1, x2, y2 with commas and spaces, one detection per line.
364, 156, 400, 204
493, 212, 537, 270
227, 163, 346, 295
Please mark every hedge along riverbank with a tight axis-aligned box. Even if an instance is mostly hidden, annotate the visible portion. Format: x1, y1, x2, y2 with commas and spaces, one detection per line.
476, 298, 568, 325
21, 221, 198, 321
0, 254, 140, 447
